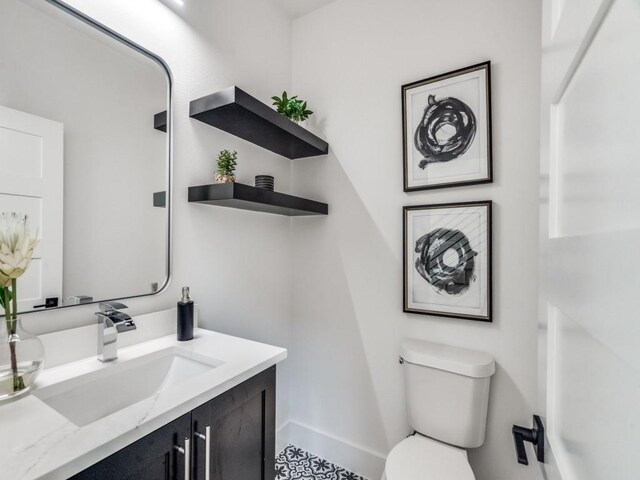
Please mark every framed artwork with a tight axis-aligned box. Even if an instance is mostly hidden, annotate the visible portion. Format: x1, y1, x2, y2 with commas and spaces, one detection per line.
402, 62, 492, 191
403, 201, 492, 322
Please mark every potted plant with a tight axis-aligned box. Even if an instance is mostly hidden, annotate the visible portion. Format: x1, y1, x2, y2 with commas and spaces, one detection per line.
216, 149, 238, 184
271, 91, 313, 124
0, 213, 43, 400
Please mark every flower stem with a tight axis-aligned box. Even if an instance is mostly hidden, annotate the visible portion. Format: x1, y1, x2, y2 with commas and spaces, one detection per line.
5, 282, 24, 392
11, 279, 17, 322
3, 286, 11, 334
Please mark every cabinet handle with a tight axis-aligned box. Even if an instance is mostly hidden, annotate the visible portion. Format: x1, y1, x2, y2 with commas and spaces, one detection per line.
195, 426, 211, 480
174, 436, 191, 480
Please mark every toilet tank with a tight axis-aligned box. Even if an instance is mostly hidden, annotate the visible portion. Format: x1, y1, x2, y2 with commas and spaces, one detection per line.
401, 339, 495, 448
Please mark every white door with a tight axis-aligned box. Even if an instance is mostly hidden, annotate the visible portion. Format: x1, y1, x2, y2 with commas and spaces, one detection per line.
0, 105, 63, 312
539, 0, 640, 479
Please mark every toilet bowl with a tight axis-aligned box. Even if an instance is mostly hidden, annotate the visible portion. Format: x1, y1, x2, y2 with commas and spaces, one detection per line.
382, 434, 475, 480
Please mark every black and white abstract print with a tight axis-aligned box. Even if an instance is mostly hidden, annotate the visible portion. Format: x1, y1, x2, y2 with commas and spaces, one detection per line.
275, 445, 367, 480
414, 228, 477, 295
414, 94, 476, 169
403, 62, 492, 191
404, 202, 492, 322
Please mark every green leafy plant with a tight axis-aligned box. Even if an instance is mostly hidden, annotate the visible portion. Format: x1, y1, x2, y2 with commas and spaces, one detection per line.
216, 149, 237, 177
271, 91, 313, 123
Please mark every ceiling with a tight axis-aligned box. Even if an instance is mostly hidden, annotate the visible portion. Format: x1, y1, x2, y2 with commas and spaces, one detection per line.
273, 0, 338, 19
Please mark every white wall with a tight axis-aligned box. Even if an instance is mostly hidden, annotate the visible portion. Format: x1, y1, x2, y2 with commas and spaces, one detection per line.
19, 0, 296, 432
289, 1, 542, 479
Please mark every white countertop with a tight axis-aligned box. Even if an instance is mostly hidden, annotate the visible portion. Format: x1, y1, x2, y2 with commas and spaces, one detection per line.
0, 328, 287, 480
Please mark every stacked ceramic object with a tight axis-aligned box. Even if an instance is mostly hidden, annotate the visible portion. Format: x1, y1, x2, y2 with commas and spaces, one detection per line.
255, 175, 275, 191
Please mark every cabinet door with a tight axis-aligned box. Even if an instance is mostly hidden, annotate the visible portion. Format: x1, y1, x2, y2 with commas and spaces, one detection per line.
192, 367, 276, 480
71, 412, 191, 480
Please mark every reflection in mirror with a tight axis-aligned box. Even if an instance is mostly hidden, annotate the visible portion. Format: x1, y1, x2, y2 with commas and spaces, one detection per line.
0, 0, 171, 314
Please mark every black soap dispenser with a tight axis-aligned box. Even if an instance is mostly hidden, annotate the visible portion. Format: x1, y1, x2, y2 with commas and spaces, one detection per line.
177, 286, 194, 341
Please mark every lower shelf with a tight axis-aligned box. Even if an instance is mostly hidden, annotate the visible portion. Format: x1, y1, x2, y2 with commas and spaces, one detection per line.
188, 183, 328, 216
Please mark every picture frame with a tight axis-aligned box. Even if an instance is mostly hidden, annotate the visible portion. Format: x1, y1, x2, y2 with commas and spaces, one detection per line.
402, 62, 492, 191
403, 201, 492, 322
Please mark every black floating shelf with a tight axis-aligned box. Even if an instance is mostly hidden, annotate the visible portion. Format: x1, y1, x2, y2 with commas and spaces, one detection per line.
188, 183, 328, 216
154, 111, 167, 132
189, 86, 329, 160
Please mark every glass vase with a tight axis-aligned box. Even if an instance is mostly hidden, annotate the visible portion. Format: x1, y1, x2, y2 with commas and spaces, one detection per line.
0, 317, 44, 401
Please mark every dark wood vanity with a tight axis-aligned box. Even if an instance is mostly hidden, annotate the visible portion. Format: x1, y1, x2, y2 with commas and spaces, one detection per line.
71, 367, 275, 480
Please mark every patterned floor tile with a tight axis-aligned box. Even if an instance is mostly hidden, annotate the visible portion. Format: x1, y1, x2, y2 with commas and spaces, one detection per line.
275, 444, 368, 480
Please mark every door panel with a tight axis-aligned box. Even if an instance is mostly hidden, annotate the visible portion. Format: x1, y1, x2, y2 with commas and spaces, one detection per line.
549, 307, 638, 480
544, 0, 612, 90
193, 367, 276, 480
554, 0, 640, 238
0, 105, 63, 311
211, 393, 265, 480
0, 125, 43, 175
540, 0, 640, 479
71, 412, 191, 480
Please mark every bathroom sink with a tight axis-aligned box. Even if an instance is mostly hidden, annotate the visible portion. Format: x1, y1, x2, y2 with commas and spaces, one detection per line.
34, 348, 221, 426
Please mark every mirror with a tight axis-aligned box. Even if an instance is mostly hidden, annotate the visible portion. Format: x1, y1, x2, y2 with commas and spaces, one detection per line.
0, 0, 171, 314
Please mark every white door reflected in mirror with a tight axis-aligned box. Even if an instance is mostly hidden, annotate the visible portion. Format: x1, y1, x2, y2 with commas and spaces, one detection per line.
0, 106, 63, 312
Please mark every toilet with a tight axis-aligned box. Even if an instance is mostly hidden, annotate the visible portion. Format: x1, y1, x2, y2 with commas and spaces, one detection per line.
382, 339, 496, 480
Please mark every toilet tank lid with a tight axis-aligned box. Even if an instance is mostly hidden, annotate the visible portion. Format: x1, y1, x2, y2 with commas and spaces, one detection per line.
401, 339, 495, 378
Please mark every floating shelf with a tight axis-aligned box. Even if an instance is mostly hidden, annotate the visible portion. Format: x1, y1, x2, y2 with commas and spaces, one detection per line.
188, 183, 328, 216
154, 111, 167, 132
189, 86, 329, 160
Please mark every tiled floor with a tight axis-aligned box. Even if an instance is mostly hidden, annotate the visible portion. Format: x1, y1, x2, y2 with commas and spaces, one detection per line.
275, 444, 368, 480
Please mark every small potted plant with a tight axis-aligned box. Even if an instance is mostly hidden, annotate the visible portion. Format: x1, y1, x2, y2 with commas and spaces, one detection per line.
215, 149, 237, 184
271, 91, 313, 125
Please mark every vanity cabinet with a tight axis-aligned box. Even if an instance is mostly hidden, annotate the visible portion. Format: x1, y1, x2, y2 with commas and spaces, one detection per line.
71, 367, 276, 480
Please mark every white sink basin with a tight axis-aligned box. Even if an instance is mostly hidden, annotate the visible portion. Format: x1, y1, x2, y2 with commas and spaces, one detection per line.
34, 348, 222, 426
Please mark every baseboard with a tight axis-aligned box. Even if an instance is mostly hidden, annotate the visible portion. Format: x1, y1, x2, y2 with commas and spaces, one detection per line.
276, 421, 291, 455
284, 420, 386, 480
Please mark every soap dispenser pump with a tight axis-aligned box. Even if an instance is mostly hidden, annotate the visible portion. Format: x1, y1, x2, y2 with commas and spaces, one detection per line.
177, 286, 194, 341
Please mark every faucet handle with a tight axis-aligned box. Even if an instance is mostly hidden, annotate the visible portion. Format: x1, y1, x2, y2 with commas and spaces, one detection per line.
99, 301, 128, 313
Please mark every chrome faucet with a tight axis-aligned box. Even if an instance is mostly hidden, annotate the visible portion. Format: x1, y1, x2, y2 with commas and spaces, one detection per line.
95, 302, 136, 362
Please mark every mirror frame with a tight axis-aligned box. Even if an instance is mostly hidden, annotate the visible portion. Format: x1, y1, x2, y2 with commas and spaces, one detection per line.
14, 0, 174, 314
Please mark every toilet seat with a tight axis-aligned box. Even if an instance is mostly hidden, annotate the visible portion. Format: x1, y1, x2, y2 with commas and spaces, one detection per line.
384, 434, 475, 480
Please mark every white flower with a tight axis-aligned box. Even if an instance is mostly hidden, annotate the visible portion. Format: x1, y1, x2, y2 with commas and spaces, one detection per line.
0, 213, 39, 283
0, 269, 9, 288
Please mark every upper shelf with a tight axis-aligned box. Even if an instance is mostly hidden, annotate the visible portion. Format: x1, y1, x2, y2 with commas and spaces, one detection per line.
188, 86, 329, 160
